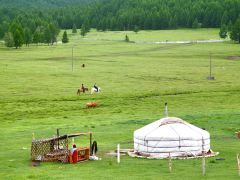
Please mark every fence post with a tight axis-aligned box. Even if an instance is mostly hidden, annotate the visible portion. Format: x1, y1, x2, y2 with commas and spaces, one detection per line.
117, 144, 120, 164
202, 152, 206, 176
237, 154, 240, 176
32, 132, 35, 140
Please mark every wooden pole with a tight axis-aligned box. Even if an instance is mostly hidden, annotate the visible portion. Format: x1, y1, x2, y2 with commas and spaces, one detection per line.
90, 133, 92, 156
32, 132, 35, 140
72, 46, 73, 72
57, 129, 60, 149
202, 152, 206, 176
165, 102, 168, 117
168, 153, 172, 172
117, 144, 120, 164
209, 53, 212, 78
237, 154, 240, 176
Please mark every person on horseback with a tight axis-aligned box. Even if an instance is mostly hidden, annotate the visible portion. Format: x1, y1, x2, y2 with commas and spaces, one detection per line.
94, 83, 99, 92
81, 84, 86, 93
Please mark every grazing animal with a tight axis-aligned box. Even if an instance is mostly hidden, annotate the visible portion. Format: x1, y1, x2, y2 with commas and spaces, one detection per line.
86, 102, 97, 108
91, 87, 101, 94
77, 87, 88, 95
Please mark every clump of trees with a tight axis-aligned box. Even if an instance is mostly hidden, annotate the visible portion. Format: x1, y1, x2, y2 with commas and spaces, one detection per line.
4, 32, 14, 47
219, 17, 240, 43
1, 0, 240, 45
2, 17, 60, 48
219, 24, 228, 39
230, 18, 240, 43
80, 23, 90, 37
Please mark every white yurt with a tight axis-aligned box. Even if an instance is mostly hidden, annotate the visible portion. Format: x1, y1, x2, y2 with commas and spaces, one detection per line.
133, 116, 211, 158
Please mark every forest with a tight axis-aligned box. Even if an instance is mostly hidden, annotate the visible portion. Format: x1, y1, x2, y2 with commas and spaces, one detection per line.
0, 0, 240, 46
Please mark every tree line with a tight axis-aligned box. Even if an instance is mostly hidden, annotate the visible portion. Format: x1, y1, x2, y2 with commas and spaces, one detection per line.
0, 0, 240, 46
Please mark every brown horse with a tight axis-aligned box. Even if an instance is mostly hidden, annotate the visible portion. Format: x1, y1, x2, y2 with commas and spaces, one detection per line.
77, 87, 88, 95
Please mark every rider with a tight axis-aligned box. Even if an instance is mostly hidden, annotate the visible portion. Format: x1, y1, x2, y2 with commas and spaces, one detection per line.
94, 83, 99, 92
81, 84, 85, 93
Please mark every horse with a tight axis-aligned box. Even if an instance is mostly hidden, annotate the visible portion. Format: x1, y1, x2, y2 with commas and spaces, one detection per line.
91, 87, 101, 94
77, 87, 88, 95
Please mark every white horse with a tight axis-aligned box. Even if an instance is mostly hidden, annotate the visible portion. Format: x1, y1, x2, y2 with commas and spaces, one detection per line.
91, 87, 101, 94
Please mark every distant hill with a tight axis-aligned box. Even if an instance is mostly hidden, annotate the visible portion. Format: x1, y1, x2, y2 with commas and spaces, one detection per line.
0, 0, 240, 39
0, 0, 92, 8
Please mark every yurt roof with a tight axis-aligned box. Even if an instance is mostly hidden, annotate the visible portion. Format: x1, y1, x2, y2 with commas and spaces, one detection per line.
134, 117, 210, 141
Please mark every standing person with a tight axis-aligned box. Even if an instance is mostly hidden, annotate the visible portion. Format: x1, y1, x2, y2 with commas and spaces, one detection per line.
94, 83, 98, 92
81, 84, 85, 93
71, 144, 77, 155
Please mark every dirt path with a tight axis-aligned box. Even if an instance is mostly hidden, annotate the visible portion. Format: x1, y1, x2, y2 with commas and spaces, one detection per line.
83, 38, 227, 44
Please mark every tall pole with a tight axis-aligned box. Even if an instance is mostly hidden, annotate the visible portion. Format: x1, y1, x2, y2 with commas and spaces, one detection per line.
165, 102, 168, 118
237, 154, 240, 176
57, 128, 60, 149
72, 46, 73, 72
209, 53, 212, 78
90, 133, 92, 156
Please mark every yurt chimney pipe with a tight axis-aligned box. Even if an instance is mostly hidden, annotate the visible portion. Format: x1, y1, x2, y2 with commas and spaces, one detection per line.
165, 103, 168, 117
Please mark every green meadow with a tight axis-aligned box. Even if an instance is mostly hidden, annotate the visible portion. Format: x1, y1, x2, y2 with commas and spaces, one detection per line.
0, 29, 239, 179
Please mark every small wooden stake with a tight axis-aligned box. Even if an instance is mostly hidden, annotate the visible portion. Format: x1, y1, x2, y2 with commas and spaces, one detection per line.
57, 129, 60, 149
202, 152, 206, 176
32, 132, 35, 140
237, 154, 240, 176
117, 144, 120, 164
168, 153, 172, 172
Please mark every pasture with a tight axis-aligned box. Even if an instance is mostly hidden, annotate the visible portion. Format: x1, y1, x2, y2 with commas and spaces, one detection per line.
0, 29, 239, 179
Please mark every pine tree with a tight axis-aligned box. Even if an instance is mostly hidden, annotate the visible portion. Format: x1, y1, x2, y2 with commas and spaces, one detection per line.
62, 30, 69, 43
219, 24, 228, 39
221, 11, 229, 26
3, 32, 14, 47
33, 27, 41, 45
0, 25, 4, 39
125, 34, 129, 42
9, 21, 24, 48
84, 19, 90, 32
48, 23, 59, 45
134, 25, 139, 33
169, 16, 178, 29
24, 28, 32, 46
192, 18, 199, 29
13, 29, 24, 48
72, 24, 77, 33
80, 24, 87, 37
230, 18, 240, 43
44, 26, 51, 45
228, 21, 233, 32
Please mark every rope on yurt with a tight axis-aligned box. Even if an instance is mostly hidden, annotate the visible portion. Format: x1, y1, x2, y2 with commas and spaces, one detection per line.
169, 125, 181, 151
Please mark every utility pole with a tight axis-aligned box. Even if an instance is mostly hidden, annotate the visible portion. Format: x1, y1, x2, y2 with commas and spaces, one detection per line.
209, 53, 212, 78
207, 53, 215, 80
72, 46, 73, 72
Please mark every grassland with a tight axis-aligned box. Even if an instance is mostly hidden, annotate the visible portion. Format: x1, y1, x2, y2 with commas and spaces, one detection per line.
0, 29, 239, 180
